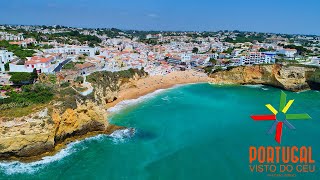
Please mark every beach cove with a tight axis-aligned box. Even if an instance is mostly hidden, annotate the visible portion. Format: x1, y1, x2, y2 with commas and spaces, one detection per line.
1, 83, 319, 179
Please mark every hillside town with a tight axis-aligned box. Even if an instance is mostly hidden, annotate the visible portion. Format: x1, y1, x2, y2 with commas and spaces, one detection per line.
1, 24, 320, 92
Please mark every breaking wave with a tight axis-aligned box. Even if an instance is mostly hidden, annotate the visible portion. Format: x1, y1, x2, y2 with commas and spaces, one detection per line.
0, 129, 134, 175
242, 84, 265, 88
107, 89, 167, 113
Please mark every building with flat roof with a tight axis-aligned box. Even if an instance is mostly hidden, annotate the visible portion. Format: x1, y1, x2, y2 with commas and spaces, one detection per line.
0, 50, 14, 72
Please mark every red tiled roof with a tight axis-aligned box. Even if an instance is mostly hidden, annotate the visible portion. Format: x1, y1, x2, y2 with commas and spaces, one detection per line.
25, 56, 53, 65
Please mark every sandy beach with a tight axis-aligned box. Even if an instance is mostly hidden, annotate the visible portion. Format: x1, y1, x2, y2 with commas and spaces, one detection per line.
107, 70, 210, 108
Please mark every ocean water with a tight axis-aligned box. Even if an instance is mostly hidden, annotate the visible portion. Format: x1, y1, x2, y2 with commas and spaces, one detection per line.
0, 83, 320, 179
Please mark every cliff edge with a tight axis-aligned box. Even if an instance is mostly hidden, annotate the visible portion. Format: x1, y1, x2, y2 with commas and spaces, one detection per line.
209, 64, 319, 91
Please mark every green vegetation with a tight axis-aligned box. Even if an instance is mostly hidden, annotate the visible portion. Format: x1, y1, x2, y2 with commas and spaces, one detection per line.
4, 62, 9, 71
75, 76, 84, 83
97, 28, 124, 38
225, 33, 266, 43
203, 66, 214, 73
48, 74, 56, 84
214, 66, 224, 72
41, 44, 54, 49
0, 40, 35, 60
275, 59, 299, 64
0, 84, 54, 110
0, 85, 12, 91
209, 58, 217, 65
259, 47, 274, 52
226, 66, 238, 71
282, 44, 312, 55
53, 31, 101, 46
62, 62, 77, 70
139, 38, 159, 45
9, 72, 32, 84
284, 63, 320, 69
60, 82, 70, 87
222, 48, 233, 54
87, 68, 147, 91
8, 69, 37, 84
192, 47, 199, 53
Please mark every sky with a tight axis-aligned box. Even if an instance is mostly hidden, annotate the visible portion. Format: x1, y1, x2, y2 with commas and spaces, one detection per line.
1, 0, 320, 35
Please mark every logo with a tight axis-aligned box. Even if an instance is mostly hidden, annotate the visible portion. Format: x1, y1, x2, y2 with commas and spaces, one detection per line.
248, 91, 316, 177
250, 91, 311, 144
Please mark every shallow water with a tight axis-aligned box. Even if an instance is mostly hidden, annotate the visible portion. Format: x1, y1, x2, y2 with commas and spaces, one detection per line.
1, 83, 319, 179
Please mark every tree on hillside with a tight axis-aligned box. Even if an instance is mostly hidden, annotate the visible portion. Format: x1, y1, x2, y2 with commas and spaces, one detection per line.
4, 62, 9, 71
192, 47, 199, 54
209, 58, 217, 65
31, 68, 38, 82
9, 72, 32, 84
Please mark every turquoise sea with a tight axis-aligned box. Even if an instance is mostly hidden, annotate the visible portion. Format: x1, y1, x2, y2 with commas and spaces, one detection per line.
0, 83, 320, 179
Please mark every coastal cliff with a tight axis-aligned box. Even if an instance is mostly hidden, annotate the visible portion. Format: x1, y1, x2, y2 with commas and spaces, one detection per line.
0, 100, 121, 160
209, 64, 319, 91
1, 66, 319, 160
0, 69, 147, 160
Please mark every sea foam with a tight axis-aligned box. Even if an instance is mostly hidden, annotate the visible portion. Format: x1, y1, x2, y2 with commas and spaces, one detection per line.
0, 140, 83, 175
242, 84, 265, 88
107, 83, 197, 114
0, 129, 134, 175
107, 89, 167, 113
109, 128, 135, 143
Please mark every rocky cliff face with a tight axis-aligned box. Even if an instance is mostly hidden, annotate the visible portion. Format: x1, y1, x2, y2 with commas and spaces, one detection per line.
0, 69, 147, 160
210, 64, 318, 91
0, 100, 119, 160
87, 69, 148, 106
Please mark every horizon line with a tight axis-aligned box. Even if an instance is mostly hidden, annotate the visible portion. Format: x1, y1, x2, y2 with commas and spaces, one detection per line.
1, 23, 319, 37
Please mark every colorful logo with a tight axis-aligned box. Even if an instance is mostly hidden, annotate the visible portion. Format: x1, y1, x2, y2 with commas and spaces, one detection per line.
251, 91, 311, 144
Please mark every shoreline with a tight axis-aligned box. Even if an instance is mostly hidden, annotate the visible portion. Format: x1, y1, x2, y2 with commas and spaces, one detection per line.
0, 70, 210, 163
106, 70, 210, 109
1, 66, 318, 163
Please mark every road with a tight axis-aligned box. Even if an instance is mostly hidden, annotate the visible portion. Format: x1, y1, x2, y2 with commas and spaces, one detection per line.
53, 58, 72, 72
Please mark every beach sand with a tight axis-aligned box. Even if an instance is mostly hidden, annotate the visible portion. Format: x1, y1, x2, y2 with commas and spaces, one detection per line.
107, 70, 210, 108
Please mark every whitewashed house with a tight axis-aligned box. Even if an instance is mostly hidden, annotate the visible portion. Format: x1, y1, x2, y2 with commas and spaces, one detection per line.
277, 49, 297, 58
44, 46, 99, 57
0, 50, 14, 71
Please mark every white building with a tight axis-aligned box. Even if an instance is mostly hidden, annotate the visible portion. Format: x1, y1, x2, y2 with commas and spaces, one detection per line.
180, 53, 192, 62
311, 57, 320, 65
277, 49, 297, 58
9, 55, 61, 73
0, 32, 24, 41
240, 52, 276, 65
44, 46, 98, 57
0, 50, 14, 71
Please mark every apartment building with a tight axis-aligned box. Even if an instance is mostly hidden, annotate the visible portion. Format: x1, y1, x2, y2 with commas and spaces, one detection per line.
0, 50, 14, 71
44, 46, 98, 57
240, 52, 276, 65
277, 48, 297, 58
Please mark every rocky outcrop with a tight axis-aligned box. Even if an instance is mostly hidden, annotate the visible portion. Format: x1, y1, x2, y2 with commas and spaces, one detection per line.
210, 64, 318, 91
88, 69, 148, 106
0, 69, 147, 160
53, 101, 110, 143
0, 100, 120, 160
